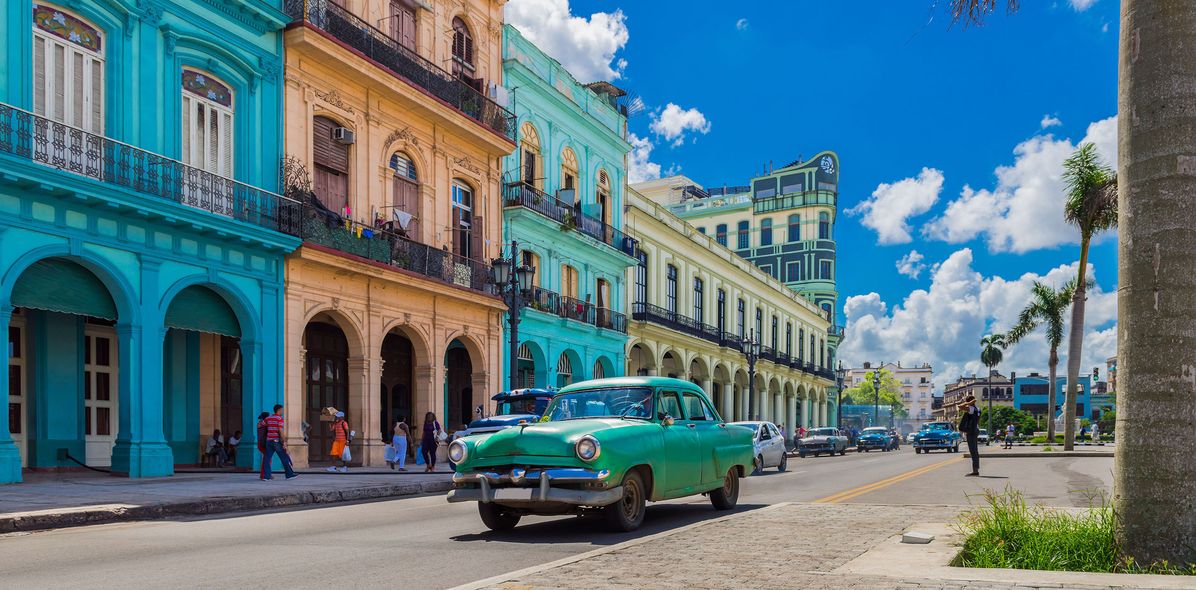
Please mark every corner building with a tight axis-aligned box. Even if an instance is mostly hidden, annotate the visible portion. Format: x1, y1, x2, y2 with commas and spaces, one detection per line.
282, 0, 515, 466
623, 187, 836, 435
1, 0, 298, 482
499, 24, 635, 389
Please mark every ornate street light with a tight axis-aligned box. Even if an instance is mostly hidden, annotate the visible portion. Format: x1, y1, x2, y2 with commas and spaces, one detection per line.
872, 363, 882, 427
492, 240, 535, 391
745, 329, 761, 420
835, 360, 846, 429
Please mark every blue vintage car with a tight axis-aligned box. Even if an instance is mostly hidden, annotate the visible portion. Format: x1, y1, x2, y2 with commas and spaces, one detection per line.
452, 389, 556, 440
912, 421, 962, 453
856, 427, 894, 452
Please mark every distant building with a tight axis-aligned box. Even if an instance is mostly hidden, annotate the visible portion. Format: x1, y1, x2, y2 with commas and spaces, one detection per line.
942, 373, 1014, 421
1106, 356, 1118, 394
1013, 373, 1094, 421
843, 362, 935, 426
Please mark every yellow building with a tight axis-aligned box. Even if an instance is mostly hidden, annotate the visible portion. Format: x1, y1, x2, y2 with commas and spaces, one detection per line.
623, 187, 836, 437
281, 0, 515, 466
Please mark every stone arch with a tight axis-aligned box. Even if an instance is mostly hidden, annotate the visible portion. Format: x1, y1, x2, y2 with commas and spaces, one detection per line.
688, 356, 710, 382
1, 247, 139, 325
591, 354, 615, 380
379, 319, 434, 369
301, 304, 367, 359
626, 340, 655, 376
660, 349, 683, 379
158, 275, 261, 343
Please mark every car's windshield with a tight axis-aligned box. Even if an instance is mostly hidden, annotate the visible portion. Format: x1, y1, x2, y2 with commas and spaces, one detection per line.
808, 428, 837, 437
496, 397, 549, 416
863, 428, 887, 434
924, 423, 952, 431
543, 387, 654, 421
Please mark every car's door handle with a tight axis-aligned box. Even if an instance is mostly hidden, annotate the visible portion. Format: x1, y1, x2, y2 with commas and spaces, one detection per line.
686, 423, 696, 429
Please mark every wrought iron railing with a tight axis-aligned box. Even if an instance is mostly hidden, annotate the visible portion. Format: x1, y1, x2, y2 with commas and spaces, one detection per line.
297, 202, 493, 293
631, 303, 723, 344
503, 182, 638, 257
284, 0, 515, 141
0, 103, 300, 234
526, 287, 626, 333
828, 325, 845, 338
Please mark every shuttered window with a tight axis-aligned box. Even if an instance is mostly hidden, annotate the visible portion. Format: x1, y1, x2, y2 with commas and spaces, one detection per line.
452, 17, 474, 70
452, 181, 474, 258
313, 116, 350, 214
389, 1, 416, 51
32, 7, 104, 134
181, 70, 234, 178
390, 152, 420, 237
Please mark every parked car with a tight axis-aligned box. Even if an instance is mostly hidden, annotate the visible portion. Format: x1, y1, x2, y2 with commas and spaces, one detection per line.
912, 421, 962, 454
447, 377, 754, 532
856, 427, 892, 452
906, 431, 918, 444
978, 428, 990, 445
797, 427, 848, 457
451, 389, 556, 441
729, 421, 788, 474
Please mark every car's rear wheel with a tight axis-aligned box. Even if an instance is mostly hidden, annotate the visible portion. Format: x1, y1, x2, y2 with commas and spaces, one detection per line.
839, 448, 846, 456
856, 448, 863, 453
604, 471, 646, 532
799, 450, 807, 458
778, 452, 788, 472
709, 468, 739, 510
478, 502, 521, 531
915, 448, 922, 454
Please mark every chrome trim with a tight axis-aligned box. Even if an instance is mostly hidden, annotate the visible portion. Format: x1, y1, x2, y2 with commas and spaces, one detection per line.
447, 485, 624, 507
575, 435, 601, 462
452, 467, 612, 485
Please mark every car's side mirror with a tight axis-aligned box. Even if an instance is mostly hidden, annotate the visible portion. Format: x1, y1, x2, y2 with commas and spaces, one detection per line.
662, 415, 675, 427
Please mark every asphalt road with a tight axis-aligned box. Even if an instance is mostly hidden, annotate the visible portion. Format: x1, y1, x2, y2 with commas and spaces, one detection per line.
0, 448, 1113, 590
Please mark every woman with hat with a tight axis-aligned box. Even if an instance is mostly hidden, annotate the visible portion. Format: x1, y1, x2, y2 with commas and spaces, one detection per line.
958, 394, 981, 476
327, 411, 352, 473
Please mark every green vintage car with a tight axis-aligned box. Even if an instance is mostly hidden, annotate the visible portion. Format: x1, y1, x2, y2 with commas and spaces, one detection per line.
446, 377, 754, 532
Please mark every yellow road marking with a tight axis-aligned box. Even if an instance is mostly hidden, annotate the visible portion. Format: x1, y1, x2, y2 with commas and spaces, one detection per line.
814, 456, 963, 504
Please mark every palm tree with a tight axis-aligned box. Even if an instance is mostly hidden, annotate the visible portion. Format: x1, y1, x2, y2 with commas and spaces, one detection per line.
1061, 143, 1117, 452
1005, 281, 1076, 442
979, 333, 1005, 437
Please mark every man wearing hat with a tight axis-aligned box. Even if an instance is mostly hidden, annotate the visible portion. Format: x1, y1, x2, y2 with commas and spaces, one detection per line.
327, 410, 352, 473
958, 395, 981, 476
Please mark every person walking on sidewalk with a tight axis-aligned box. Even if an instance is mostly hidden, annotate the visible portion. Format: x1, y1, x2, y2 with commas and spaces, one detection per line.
388, 421, 409, 471
1004, 422, 1016, 449
263, 404, 298, 480
421, 412, 443, 472
958, 395, 981, 476
327, 411, 351, 473
256, 412, 270, 480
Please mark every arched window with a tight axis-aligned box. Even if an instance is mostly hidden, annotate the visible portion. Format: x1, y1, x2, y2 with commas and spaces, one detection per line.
760, 218, 773, 246
451, 17, 475, 78
33, 5, 105, 133
596, 168, 612, 226
819, 211, 831, 239
519, 121, 541, 189
452, 180, 476, 258
788, 214, 800, 242
592, 360, 605, 380
556, 353, 573, 387
181, 70, 234, 179
312, 115, 351, 214
560, 147, 578, 193
389, 152, 420, 237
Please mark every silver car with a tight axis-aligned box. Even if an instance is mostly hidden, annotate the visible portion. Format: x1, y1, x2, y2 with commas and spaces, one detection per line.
729, 421, 788, 474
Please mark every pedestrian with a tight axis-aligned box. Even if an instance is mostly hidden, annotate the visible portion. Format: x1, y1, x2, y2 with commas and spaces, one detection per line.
205, 429, 228, 467
1091, 422, 1101, 443
1080, 424, 1088, 442
256, 412, 269, 480
326, 411, 351, 473
226, 430, 241, 464
421, 412, 443, 472
388, 421, 409, 471
1004, 422, 1015, 449
262, 403, 298, 481
958, 395, 981, 476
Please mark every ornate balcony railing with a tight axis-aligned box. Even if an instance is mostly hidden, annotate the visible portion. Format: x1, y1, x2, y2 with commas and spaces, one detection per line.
503, 182, 638, 257
284, 0, 515, 141
297, 202, 493, 293
0, 103, 300, 235
631, 303, 722, 344
828, 325, 845, 338
527, 287, 626, 333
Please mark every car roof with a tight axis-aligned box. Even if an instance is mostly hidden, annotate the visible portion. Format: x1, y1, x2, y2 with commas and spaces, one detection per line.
491, 388, 555, 402
557, 376, 704, 394
728, 421, 766, 427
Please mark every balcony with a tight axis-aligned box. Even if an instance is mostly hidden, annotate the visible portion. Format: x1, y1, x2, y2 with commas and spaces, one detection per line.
296, 201, 493, 293
504, 182, 638, 257
632, 303, 723, 345
752, 189, 837, 214
526, 287, 626, 334
0, 103, 298, 235
828, 325, 845, 338
284, 0, 515, 141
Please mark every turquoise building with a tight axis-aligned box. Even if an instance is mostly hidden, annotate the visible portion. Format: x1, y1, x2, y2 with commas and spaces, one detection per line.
0, 1, 297, 482
500, 25, 635, 388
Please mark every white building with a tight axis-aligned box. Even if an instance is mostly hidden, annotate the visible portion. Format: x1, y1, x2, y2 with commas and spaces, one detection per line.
844, 362, 935, 427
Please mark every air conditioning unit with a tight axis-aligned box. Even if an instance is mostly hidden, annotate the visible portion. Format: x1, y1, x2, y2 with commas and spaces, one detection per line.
332, 127, 356, 145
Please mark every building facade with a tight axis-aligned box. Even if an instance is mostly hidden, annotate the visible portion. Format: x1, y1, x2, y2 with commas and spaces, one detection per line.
1, 0, 299, 482
942, 373, 1013, 421
499, 25, 634, 390
844, 362, 935, 425
623, 186, 836, 436
281, 0, 515, 466
1013, 374, 1093, 422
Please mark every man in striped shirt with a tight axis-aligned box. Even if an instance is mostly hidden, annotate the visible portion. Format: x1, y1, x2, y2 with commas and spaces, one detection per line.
262, 403, 297, 480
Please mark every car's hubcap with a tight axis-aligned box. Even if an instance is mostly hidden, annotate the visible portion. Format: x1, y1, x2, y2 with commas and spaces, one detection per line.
723, 471, 736, 496
621, 480, 641, 519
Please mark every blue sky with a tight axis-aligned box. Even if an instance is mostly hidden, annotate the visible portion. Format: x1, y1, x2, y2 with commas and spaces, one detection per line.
506, 0, 1120, 387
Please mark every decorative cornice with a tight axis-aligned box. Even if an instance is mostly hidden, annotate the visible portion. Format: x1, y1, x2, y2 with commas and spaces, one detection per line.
259, 55, 281, 83
313, 88, 355, 114
453, 156, 480, 175
139, 0, 164, 27
196, 0, 286, 35
384, 127, 419, 148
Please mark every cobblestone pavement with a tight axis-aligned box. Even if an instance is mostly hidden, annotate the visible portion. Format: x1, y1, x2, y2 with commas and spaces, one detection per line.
480, 503, 1165, 590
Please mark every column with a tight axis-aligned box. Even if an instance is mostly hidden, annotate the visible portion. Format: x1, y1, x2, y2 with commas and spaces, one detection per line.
238, 339, 262, 470
0, 308, 21, 483
347, 356, 375, 466
288, 344, 310, 467
801, 395, 810, 428
787, 394, 797, 438
700, 377, 713, 403
720, 381, 733, 421
110, 321, 174, 478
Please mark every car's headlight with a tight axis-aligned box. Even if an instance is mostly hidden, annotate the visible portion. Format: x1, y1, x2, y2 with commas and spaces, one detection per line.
575, 435, 601, 462
448, 439, 468, 464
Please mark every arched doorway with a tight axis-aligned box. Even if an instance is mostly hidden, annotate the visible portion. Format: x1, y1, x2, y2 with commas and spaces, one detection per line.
517, 342, 546, 389
555, 351, 578, 388
661, 350, 681, 379
304, 320, 349, 463
380, 330, 414, 441
627, 342, 655, 376
445, 339, 473, 430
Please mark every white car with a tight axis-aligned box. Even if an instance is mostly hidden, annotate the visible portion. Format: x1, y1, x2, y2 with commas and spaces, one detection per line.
907, 432, 918, 444
729, 421, 788, 474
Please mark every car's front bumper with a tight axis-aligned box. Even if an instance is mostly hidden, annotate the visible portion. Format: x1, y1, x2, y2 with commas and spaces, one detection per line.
914, 440, 954, 448
447, 467, 622, 506
858, 440, 887, 449
800, 444, 836, 452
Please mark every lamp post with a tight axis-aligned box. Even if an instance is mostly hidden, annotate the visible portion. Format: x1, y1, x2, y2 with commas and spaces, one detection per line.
872, 364, 881, 427
491, 240, 536, 391
835, 360, 846, 429
745, 329, 761, 420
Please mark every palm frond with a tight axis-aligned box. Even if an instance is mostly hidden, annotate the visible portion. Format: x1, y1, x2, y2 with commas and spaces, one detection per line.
1063, 143, 1118, 237
947, 0, 1020, 27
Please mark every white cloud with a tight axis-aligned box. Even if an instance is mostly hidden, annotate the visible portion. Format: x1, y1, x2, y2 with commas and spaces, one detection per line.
627, 132, 661, 183
1102, 23, 1110, 33
1070, 0, 1098, 11
736, 18, 749, 31
1040, 114, 1062, 129
848, 168, 944, 245
649, 103, 712, 147
896, 250, 927, 279
922, 115, 1117, 253
839, 248, 1117, 391
505, 0, 629, 82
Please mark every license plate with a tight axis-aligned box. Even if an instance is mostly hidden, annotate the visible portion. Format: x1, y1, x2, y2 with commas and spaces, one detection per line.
493, 488, 534, 501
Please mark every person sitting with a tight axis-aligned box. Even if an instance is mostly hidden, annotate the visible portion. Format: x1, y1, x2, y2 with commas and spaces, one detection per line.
205, 429, 228, 468
226, 430, 241, 464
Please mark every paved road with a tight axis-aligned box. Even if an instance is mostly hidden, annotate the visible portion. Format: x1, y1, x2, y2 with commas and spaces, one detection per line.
0, 448, 1112, 590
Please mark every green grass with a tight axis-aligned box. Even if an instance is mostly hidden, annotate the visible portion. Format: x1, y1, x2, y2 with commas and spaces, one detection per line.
954, 488, 1195, 575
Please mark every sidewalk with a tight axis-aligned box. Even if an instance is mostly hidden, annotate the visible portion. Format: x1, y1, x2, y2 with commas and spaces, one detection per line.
0, 468, 452, 533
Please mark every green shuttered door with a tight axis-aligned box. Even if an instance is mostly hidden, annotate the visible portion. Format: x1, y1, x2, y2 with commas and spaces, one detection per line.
11, 258, 118, 319
164, 286, 241, 338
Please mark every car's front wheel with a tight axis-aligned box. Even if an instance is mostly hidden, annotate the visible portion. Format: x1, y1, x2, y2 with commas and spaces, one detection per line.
709, 467, 740, 510
778, 452, 788, 472
604, 470, 646, 532
478, 502, 521, 531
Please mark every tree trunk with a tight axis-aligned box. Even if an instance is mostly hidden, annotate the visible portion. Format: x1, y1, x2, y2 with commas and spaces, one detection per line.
1046, 349, 1058, 442
1063, 238, 1089, 452
1115, 0, 1196, 567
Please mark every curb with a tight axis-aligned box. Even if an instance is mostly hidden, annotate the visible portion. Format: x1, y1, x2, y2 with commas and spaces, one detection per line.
0, 480, 452, 534
447, 502, 792, 590
964, 451, 1113, 458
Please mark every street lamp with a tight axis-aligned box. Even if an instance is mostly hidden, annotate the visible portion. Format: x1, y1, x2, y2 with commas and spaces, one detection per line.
835, 360, 846, 429
492, 240, 535, 391
745, 329, 761, 420
872, 363, 881, 427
